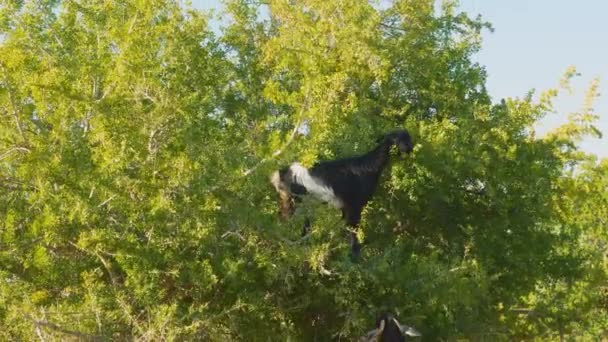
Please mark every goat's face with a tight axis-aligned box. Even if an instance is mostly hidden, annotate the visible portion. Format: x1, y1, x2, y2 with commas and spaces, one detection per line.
361, 313, 421, 342
387, 130, 414, 155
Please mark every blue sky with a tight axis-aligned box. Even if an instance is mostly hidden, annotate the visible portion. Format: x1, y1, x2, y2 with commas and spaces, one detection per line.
192, 0, 607, 158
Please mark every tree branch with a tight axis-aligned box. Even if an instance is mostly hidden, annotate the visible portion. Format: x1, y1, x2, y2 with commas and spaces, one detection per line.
0, 146, 31, 161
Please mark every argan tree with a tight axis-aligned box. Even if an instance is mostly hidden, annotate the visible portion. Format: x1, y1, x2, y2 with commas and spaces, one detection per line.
0, 0, 606, 340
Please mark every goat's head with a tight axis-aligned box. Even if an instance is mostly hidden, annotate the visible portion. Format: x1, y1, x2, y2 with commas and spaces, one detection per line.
361, 313, 421, 342
384, 130, 414, 155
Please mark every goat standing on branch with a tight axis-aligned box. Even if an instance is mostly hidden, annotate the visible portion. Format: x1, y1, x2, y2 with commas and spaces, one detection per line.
270, 130, 414, 259
361, 312, 421, 341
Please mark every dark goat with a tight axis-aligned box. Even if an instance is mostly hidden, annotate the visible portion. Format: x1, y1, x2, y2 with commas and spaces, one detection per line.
270, 130, 414, 258
360, 313, 421, 342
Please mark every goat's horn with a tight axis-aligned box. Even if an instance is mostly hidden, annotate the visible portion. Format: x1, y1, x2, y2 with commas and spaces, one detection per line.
378, 319, 385, 333
392, 318, 421, 337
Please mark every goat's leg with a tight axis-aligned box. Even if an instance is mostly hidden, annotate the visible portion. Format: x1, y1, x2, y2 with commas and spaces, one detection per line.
344, 208, 363, 260
349, 227, 361, 260
301, 217, 311, 237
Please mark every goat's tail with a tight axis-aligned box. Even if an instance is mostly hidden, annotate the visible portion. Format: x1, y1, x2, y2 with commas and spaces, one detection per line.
270, 170, 294, 220
269, 170, 281, 191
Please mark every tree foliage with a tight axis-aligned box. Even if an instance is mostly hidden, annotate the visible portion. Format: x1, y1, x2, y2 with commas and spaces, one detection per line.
0, 0, 606, 340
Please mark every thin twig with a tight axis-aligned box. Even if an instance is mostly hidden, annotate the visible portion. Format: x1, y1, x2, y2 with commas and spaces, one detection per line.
96, 82, 116, 102
242, 120, 302, 176
26, 315, 103, 341
128, 12, 139, 34
97, 195, 116, 208
35, 324, 46, 342
53, 34, 64, 49
510, 308, 540, 317
68, 241, 120, 285
243, 96, 311, 177
203, 97, 310, 195
221, 231, 246, 241
95, 251, 120, 286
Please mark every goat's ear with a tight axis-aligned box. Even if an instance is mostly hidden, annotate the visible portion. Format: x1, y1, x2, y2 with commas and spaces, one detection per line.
399, 324, 421, 337
392, 318, 421, 337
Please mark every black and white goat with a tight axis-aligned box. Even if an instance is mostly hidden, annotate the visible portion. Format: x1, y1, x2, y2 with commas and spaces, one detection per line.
270, 130, 414, 258
360, 313, 421, 342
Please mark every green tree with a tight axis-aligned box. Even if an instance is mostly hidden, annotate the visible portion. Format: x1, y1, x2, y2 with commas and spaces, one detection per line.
0, 0, 605, 340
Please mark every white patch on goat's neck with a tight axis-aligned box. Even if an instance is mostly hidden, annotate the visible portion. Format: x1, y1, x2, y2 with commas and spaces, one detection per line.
289, 163, 343, 208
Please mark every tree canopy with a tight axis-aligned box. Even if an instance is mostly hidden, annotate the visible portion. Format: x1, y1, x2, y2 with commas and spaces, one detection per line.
0, 0, 606, 340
